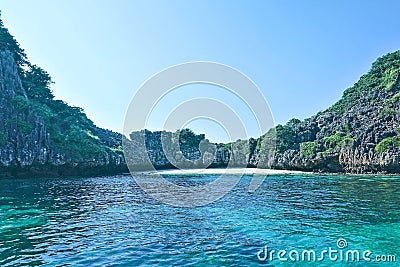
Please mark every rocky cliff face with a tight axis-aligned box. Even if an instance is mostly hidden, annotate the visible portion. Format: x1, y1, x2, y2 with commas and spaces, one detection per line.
123, 129, 266, 171
0, 50, 50, 175
4, 44, 400, 176
255, 51, 400, 174
0, 50, 126, 177
2, 11, 400, 176
124, 52, 400, 174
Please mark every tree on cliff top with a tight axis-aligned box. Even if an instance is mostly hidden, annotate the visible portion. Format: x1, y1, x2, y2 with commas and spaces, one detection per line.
0, 11, 117, 160
0, 11, 27, 68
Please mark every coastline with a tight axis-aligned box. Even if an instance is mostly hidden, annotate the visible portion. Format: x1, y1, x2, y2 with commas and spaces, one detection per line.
133, 168, 400, 177
137, 168, 311, 176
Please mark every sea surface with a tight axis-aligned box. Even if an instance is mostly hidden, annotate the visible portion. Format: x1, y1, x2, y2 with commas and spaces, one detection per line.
1, 173, 399, 266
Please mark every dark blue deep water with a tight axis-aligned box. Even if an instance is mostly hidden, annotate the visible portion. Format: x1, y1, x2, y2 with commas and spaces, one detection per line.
1, 173, 399, 266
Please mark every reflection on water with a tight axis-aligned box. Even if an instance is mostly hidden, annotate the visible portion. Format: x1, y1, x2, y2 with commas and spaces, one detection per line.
0, 174, 399, 266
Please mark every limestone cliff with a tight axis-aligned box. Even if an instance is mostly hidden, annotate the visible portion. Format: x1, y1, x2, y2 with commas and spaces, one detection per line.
129, 51, 400, 174
123, 129, 256, 171
255, 51, 400, 173
2, 12, 400, 176
0, 49, 126, 177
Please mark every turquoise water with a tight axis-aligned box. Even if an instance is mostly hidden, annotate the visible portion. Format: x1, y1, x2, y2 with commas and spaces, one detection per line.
0, 174, 399, 266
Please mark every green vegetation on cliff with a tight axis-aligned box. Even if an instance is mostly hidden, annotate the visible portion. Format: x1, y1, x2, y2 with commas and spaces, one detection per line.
330, 51, 400, 114
0, 12, 26, 70
2, 10, 400, 175
175, 128, 205, 150
274, 124, 297, 153
300, 141, 317, 158
323, 132, 354, 149
257, 50, 400, 173
0, 13, 119, 161
375, 136, 400, 153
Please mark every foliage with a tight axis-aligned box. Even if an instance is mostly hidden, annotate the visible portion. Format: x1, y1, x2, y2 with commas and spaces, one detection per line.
220, 143, 232, 151
382, 67, 399, 91
389, 93, 400, 104
248, 137, 258, 155
317, 148, 334, 157
258, 122, 299, 156
324, 132, 346, 146
258, 128, 275, 151
330, 51, 400, 114
17, 120, 31, 135
343, 124, 351, 134
174, 128, 204, 149
375, 136, 400, 153
341, 136, 355, 146
0, 12, 114, 160
369, 96, 376, 105
287, 118, 301, 127
275, 124, 296, 153
31, 101, 53, 124
86, 130, 100, 140
300, 141, 317, 158
12, 96, 29, 110
317, 131, 354, 156
0, 11, 27, 68
53, 125, 107, 160
380, 107, 397, 116
232, 139, 250, 154
370, 51, 400, 91
21, 64, 54, 101
323, 131, 354, 148
48, 105, 108, 159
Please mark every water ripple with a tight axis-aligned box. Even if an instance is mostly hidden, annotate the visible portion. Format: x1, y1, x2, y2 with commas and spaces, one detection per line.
0, 174, 399, 266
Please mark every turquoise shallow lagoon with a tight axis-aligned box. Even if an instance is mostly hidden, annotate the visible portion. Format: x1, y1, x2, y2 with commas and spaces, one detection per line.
0, 174, 399, 266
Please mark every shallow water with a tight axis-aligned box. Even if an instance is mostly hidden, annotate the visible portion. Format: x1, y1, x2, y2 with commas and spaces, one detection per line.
1, 174, 399, 266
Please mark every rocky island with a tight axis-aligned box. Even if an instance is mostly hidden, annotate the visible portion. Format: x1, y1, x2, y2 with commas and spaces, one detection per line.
1, 14, 400, 177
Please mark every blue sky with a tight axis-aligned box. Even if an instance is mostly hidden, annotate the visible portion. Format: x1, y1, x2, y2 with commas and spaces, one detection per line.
2, 1, 400, 142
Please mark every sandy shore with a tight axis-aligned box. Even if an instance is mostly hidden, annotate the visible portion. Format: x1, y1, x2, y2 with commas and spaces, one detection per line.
137, 168, 310, 175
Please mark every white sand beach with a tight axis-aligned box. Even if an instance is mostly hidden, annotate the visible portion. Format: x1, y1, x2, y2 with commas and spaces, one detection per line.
138, 168, 310, 175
